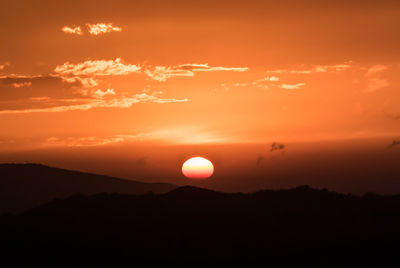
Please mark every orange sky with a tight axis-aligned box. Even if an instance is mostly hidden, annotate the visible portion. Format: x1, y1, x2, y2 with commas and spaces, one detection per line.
0, 0, 399, 192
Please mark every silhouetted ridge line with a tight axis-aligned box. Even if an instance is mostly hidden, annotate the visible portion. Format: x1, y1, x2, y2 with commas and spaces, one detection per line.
2, 184, 400, 266
0, 163, 177, 213
163, 185, 221, 199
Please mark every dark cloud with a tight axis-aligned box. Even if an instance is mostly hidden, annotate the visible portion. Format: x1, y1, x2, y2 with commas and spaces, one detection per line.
388, 114, 400, 120
270, 142, 285, 152
0, 74, 93, 112
1, 75, 58, 86
136, 157, 148, 166
256, 156, 264, 166
0, 75, 85, 99
388, 139, 400, 149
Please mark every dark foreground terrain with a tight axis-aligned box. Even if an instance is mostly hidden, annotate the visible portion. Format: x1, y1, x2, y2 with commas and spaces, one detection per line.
2, 185, 400, 266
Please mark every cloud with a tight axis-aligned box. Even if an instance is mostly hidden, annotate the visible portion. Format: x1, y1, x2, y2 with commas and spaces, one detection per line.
220, 63, 353, 91
365, 78, 389, 93
219, 74, 305, 91
62, 23, 122, 36
46, 132, 161, 147
388, 139, 400, 149
60, 76, 99, 88
86, 23, 122, 35
232, 83, 248, 87
44, 126, 227, 147
366, 65, 388, 77
256, 156, 264, 166
12, 82, 32, 88
177, 63, 248, 73
145, 63, 248, 82
0, 62, 11, 71
5, 60, 244, 91
265, 76, 280, 81
388, 114, 400, 120
54, 58, 141, 77
61, 26, 83, 35
0, 91, 189, 114
30, 97, 50, 101
279, 83, 306, 89
144, 66, 194, 82
266, 62, 352, 75
253, 76, 280, 84
92, 89, 116, 98
0, 59, 196, 114
0, 74, 93, 102
270, 142, 285, 152
136, 157, 148, 166
0, 74, 45, 79
0, 74, 77, 98
132, 91, 189, 104
362, 64, 389, 93
46, 135, 135, 147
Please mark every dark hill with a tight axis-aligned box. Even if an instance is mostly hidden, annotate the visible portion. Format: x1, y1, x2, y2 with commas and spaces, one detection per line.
2, 186, 400, 266
0, 163, 177, 213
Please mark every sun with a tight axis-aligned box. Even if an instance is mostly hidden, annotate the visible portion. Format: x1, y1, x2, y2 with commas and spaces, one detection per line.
182, 156, 214, 179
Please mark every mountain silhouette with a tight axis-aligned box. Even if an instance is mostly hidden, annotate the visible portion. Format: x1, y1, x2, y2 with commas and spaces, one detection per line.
0, 163, 176, 213
2, 184, 400, 266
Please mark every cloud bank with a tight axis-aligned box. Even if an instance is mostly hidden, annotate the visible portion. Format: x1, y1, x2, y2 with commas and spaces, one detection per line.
62, 23, 122, 35
145, 63, 248, 82
61, 26, 83, 35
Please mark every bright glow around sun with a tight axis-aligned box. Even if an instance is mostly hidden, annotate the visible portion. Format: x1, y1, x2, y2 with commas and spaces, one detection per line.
182, 156, 214, 179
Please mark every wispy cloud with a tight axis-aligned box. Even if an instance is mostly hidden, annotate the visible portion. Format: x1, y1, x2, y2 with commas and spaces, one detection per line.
30, 97, 50, 101
0, 91, 189, 114
279, 83, 306, 89
145, 66, 194, 82
0, 74, 45, 79
366, 64, 388, 77
92, 88, 116, 98
0, 74, 69, 91
86, 23, 122, 35
365, 78, 389, 93
266, 62, 352, 75
46, 135, 137, 147
177, 63, 248, 73
219, 62, 351, 91
61, 26, 83, 35
265, 76, 280, 81
249, 76, 280, 87
363, 64, 389, 93
54, 58, 141, 77
364, 64, 390, 93
60, 76, 99, 88
44, 126, 230, 147
12, 82, 32, 88
218, 74, 306, 91
62, 23, 122, 35
250, 76, 280, 85
145, 63, 248, 82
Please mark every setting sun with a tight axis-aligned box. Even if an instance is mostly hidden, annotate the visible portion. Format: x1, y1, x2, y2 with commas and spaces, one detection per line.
182, 157, 214, 179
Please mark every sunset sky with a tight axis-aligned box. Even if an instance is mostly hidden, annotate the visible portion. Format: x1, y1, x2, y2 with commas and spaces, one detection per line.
1, 0, 399, 193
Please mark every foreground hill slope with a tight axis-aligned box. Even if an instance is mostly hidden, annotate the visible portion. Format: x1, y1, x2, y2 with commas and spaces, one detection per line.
0, 163, 177, 213
2, 186, 400, 266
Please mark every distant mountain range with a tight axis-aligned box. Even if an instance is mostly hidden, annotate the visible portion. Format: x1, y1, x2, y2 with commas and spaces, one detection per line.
2, 163, 400, 265
0, 163, 177, 213
2, 182, 400, 266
